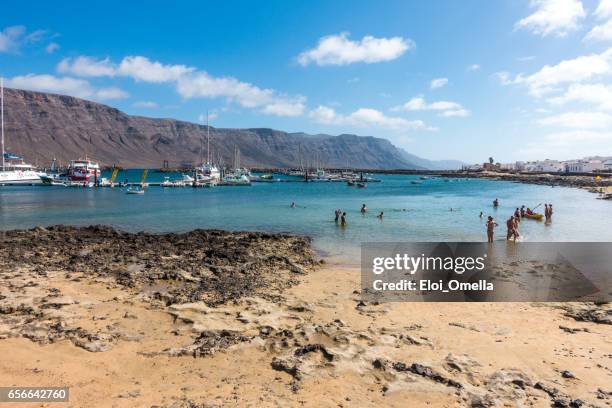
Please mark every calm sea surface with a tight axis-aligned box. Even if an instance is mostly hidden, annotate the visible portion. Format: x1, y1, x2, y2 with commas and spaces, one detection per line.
1, 171, 611, 264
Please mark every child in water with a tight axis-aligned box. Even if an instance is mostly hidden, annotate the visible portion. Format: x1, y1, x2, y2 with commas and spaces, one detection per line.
341, 212, 347, 226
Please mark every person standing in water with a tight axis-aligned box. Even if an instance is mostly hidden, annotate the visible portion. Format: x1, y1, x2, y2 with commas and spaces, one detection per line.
479, 211, 484, 218
514, 208, 521, 221
506, 216, 515, 241
361, 204, 367, 214
334, 209, 341, 223
493, 198, 499, 207
377, 211, 384, 219
486, 216, 498, 243
290, 202, 296, 208
548, 204, 553, 221
520, 205, 526, 218
513, 216, 520, 240
544, 204, 549, 221
341, 212, 347, 226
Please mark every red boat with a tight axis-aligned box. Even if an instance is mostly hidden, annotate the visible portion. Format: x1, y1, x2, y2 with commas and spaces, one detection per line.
68, 159, 101, 182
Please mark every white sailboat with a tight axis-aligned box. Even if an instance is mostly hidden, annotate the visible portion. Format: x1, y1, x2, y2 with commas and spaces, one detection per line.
0, 78, 44, 185
196, 111, 220, 184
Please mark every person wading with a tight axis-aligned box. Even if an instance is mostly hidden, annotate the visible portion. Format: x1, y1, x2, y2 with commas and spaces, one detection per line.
486, 216, 498, 243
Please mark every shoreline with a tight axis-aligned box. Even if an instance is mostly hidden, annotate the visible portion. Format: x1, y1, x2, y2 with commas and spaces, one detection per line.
0, 225, 611, 406
436, 170, 612, 193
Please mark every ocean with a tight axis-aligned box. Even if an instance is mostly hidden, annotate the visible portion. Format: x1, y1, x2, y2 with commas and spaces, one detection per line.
1, 171, 611, 264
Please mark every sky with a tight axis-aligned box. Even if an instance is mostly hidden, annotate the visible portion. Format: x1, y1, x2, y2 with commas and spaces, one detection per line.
1, 0, 612, 163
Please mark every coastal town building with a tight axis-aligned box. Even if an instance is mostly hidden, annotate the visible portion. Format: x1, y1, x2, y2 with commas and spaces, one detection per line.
563, 159, 604, 173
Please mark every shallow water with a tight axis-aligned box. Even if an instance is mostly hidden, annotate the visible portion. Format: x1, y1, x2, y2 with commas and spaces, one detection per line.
1, 172, 611, 264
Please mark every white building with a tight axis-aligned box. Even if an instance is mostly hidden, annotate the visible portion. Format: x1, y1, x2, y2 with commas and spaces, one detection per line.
521, 160, 564, 173
462, 164, 482, 171
564, 160, 604, 173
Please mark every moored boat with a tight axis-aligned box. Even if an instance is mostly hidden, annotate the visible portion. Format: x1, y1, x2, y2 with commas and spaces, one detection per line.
67, 159, 101, 183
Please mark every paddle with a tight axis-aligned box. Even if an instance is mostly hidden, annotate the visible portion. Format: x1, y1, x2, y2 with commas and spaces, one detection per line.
532, 203, 542, 211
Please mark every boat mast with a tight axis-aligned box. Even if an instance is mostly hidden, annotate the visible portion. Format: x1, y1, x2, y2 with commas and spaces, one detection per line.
206, 110, 210, 165
1, 78, 5, 171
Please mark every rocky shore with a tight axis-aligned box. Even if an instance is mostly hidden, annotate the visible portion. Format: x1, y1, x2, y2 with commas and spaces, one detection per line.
0, 226, 610, 407
440, 171, 612, 194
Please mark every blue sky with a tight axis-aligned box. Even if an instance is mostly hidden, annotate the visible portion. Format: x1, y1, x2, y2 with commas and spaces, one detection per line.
2, 0, 612, 163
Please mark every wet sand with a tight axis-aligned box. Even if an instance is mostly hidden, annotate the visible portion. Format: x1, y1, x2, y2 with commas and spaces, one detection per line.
0, 227, 611, 407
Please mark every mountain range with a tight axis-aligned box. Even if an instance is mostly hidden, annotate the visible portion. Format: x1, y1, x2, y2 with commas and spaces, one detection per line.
1, 88, 462, 170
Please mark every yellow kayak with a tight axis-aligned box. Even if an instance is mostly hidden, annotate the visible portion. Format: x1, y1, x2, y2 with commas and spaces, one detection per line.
524, 213, 543, 220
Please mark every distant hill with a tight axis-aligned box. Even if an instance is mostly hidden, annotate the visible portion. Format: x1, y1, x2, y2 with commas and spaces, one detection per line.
2, 88, 461, 169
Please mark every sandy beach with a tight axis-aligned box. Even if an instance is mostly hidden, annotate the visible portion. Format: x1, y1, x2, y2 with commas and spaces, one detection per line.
0, 226, 610, 407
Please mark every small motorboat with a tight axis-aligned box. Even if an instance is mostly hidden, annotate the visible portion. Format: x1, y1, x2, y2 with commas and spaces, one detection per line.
347, 180, 355, 186
161, 176, 174, 187
126, 188, 145, 195
357, 182, 366, 188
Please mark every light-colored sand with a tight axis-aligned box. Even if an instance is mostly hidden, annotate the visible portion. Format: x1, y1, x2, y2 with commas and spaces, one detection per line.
0, 265, 610, 407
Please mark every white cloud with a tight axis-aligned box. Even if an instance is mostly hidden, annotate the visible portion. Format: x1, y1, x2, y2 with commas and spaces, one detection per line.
0, 25, 51, 53
45, 42, 59, 54
177, 72, 305, 116
6, 74, 94, 98
56, 54, 304, 117
297, 32, 414, 66
467, 64, 481, 71
537, 111, 612, 128
585, 18, 612, 41
260, 97, 306, 116
0, 26, 26, 52
498, 48, 612, 96
440, 108, 471, 117
132, 101, 159, 109
58, 56, 117, 77
198, 112, 219, 122
430, 77, 448, 89
57, 55, 195, 83
309, 105, 432, 131
515, 0, 585, 37
586, 0, 612, 41
6, 74, 128, 101
494, 71, 514, 85
118, 56, 195, 83
594, 0, 612, 18
392, 96, 471, 118
547, 83, 612, 110
95, 87, 128, 100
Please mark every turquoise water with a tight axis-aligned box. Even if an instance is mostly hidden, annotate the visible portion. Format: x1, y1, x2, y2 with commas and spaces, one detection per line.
1, 172, 612, 264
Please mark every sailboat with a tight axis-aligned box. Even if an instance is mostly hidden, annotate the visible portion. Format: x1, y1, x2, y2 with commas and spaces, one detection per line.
0, 79, 45, 185
196, 111, 220, 185
222, 145, 251, 185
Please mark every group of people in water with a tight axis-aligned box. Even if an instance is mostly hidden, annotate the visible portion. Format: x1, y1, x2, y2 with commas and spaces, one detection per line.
485, 199, 554, 242
292, 199, 554, 239
331, 204, 384, 227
